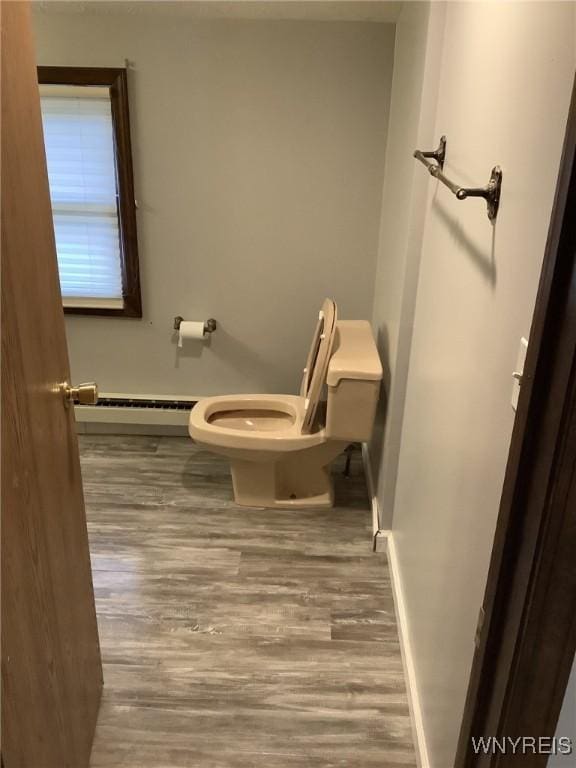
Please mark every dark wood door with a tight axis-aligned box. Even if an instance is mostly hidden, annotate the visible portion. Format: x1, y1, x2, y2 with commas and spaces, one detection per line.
1, 2, 103, 766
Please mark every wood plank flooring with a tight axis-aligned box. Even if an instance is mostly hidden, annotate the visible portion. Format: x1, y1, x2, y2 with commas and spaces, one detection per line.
80, 435, 416, 767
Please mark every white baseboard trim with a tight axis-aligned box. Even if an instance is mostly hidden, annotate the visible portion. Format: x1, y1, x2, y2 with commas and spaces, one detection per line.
360, 442, 382, 541
383, 530, 430, 768
360, 444, 429, 767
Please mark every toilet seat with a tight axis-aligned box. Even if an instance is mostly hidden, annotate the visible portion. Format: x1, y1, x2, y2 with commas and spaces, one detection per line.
189, 394, 326, 453
190, 299, 338, 451
300, 298, 337, 434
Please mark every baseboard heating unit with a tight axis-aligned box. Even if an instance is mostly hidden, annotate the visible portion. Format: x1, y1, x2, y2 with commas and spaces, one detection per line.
75, 393, 198, 430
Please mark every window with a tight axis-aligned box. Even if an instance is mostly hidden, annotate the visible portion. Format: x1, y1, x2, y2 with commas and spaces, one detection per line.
38, 67, 142, 317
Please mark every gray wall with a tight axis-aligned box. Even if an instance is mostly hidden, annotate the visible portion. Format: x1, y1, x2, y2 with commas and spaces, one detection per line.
33, 10, 394, 396
370, 2, 576, 766
370, 1, 444, 527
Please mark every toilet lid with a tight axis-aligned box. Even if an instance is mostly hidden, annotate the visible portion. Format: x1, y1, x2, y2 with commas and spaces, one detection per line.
300, 298, 337, 434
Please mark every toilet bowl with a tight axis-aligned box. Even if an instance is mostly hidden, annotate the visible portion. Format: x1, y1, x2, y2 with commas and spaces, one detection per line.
189, 299, 383, 508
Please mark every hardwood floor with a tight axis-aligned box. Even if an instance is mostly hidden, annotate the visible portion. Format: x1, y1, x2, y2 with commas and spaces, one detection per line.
80, 435, 416, 767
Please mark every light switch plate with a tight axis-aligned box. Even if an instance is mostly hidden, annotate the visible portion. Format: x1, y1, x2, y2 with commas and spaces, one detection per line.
511, 337, 529, 411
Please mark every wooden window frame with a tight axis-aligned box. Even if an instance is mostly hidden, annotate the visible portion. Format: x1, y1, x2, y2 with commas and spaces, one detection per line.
38, 66, 142, 318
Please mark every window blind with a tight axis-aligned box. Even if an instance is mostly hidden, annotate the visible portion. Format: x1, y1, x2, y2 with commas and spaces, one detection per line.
40, 85, 123, 305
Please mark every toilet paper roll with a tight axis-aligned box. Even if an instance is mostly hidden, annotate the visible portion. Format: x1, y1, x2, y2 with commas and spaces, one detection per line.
178, 321, 206, 347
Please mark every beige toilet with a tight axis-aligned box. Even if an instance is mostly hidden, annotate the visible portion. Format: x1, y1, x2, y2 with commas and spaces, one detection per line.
189, 299, 383, 508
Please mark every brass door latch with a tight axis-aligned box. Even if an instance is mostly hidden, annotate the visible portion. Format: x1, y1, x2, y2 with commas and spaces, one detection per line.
60, 382, 98, 407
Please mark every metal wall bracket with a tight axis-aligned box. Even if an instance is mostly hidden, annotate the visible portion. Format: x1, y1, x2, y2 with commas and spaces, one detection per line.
420, 134, 447, 170
454, 165, 502, 222
414, 136, 503, 221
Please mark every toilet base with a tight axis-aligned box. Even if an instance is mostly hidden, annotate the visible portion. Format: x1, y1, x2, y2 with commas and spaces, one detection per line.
229, 441, 347, 509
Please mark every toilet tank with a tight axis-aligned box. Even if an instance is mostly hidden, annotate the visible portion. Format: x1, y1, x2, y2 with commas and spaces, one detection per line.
325, 321, 383, 442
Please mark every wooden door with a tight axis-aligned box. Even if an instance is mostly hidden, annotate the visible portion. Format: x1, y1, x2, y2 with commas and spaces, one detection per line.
1, 3, 103, 766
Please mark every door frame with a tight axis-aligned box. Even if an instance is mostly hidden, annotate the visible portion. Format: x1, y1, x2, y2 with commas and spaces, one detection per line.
455, 76, 576, 766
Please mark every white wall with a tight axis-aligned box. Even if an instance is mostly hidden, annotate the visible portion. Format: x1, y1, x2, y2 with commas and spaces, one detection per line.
32, 10, 394, 396
370, 1, 445, 527
371, 2, 575, 766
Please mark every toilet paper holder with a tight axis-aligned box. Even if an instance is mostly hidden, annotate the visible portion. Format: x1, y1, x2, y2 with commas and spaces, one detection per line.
173, 316, 217, 334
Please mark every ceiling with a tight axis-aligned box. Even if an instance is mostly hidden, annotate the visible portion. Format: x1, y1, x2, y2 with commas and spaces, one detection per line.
32, 0, 403, 23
